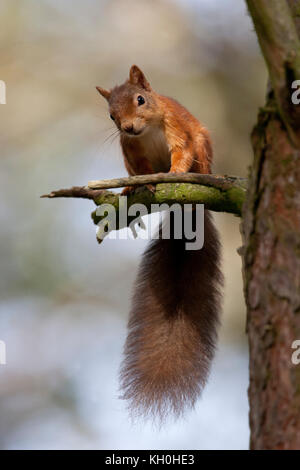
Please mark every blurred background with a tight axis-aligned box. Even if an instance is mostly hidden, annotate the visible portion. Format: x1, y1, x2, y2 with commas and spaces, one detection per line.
0, 0, 267, 450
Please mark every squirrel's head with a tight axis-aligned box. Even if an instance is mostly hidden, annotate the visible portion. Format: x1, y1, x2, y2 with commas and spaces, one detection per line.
96, 65, 161, 137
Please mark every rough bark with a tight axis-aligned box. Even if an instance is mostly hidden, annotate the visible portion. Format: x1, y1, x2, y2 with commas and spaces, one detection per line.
243, 0, 300, 450
246, 0, 300, 145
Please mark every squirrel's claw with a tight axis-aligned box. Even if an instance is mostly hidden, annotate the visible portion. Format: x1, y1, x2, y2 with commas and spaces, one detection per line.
121, 186, 135, 196
146, 183, 156, 194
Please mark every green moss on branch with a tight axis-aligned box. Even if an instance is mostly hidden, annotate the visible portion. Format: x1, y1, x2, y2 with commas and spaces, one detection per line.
90, 181, 246, 229
42, 174, 247, 235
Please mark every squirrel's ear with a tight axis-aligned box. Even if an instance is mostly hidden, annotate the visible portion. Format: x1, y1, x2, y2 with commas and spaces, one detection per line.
129, 65, 151, 90
96, 86, 111, 101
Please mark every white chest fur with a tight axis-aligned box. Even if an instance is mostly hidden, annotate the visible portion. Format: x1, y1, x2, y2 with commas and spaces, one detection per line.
139, 127, 171, 173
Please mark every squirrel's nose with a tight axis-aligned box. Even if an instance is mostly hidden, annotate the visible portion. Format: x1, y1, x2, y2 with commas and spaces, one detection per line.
122, 124, 134, 134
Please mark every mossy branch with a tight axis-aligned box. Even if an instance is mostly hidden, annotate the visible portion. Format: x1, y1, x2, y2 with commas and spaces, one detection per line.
42, 173, 247, 233
87, 172, 246, 192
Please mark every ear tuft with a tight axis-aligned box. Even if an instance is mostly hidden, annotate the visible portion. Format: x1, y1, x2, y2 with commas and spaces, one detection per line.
96, 86, 111, 101
129, 65, 151, 90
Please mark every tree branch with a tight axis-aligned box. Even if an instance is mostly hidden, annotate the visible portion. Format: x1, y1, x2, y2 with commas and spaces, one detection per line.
246, 0, 300, 146
87, 172, 246, 191
41, 173, 247, 219
41, 186, 105, 200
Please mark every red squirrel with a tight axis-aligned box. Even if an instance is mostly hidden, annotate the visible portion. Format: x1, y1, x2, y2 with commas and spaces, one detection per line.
97, 65, 223, 420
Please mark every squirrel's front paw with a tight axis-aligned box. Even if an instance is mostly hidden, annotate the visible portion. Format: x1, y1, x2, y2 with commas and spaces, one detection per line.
121, 186, 135, 196
145, 184, 156, 194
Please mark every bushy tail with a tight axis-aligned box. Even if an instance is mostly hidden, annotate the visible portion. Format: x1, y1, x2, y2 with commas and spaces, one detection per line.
120, 210, 223, 420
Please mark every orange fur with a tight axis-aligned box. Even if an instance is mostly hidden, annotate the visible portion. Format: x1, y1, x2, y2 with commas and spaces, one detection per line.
97, 66, 223, 420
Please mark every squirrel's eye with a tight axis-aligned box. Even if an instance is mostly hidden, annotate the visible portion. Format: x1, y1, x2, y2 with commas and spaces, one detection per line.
110, 114, 115, 121
137, 95, 145, 106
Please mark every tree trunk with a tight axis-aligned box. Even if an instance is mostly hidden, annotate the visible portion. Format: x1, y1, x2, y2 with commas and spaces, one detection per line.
242, 0, 300, 450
